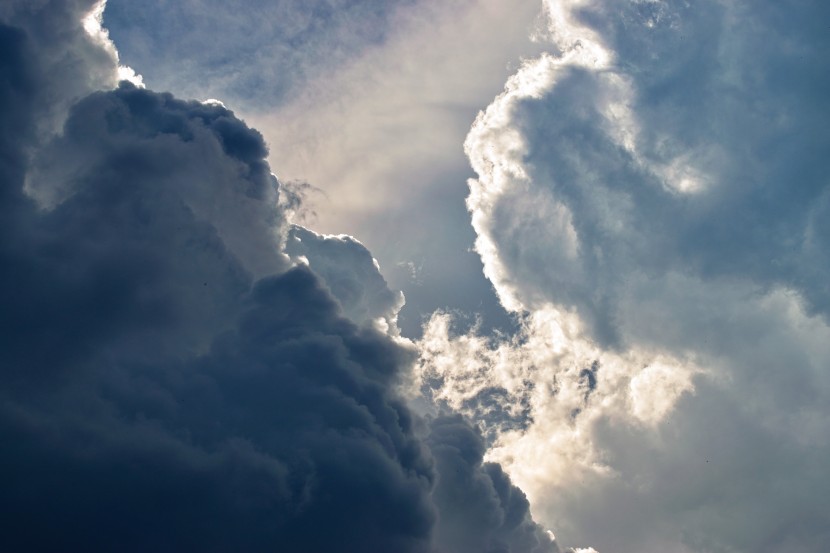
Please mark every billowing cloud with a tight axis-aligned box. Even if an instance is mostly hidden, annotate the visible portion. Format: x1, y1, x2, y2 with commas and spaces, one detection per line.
2, 266, 438, 552
428, 415, 559, 553
467, 0, 830, 341
419, 0, 830, 551
0, 2, 562, 552
286, 224, 404, 331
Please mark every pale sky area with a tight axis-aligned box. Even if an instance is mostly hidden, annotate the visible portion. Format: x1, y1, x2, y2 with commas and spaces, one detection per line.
103, 0, 548, 336
2, 1, 829, 552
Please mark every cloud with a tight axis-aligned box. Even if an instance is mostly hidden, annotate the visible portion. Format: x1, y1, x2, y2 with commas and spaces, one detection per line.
467, 0, 830, 340
0, 4, 433, 550
286, 224, 404, 331
1, 2, 562, 552
2, 266, 439, 552
415, 0, 830, 551
428, 415, 559, 553
0, 0, 127, 140
25, 83, 288, 278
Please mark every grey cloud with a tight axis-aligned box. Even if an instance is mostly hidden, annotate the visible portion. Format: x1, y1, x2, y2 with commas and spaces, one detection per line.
0, 0, 118, 138
428, 415, 560, 553
0, 9, 437, 550
3, 81, 290, 380
1, 3, 561, 551
1, 267, 437, 553
27, 82, 288, 277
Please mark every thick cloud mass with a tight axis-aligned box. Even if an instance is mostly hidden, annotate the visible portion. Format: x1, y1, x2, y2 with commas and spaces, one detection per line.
1, 267, 437, 552
423, 1, 830, 552
0, 10, 433, 551
467, 0, 830, 343
0, 2, 564, 552
428, 415, 558, 553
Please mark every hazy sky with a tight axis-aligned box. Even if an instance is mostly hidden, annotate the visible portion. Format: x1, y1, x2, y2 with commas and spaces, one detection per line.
2, 1, 829, 552
103, 0, 547, 336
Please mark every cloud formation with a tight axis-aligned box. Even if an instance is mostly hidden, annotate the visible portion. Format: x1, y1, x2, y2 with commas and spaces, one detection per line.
286, 224, 404, 331
418, 0, 830, 551
468, 0, 830, 340
428, 415, 558, 553
0, 2, 561, 552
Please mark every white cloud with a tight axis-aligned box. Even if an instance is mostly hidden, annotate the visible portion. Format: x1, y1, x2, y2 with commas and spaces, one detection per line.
285, 225, 404, 331
420, 0, 830, 551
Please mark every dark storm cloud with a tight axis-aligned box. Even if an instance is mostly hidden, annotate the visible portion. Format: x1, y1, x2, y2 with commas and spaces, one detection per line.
0, 20, 434, 548
1, 266, 437, 553
428, 415, 559, 553
26, 82, 288, 277
1, 3, 560, 551
2, 80, 286, 380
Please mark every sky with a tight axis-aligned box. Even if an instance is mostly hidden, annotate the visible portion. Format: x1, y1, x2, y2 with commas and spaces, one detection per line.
1, 1, 829, 552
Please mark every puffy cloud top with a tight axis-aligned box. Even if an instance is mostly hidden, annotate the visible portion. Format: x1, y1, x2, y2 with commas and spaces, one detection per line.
286, 224, 404, 330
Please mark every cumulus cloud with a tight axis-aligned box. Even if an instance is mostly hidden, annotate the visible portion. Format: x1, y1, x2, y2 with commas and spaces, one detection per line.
428, 415, 559, 553
467, 0, 830, 339
0, 2, 562, 552
25, 83, 288, 278
2, 266, 438, 552
286, 224, 404, 331
416, 0, 830, 551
